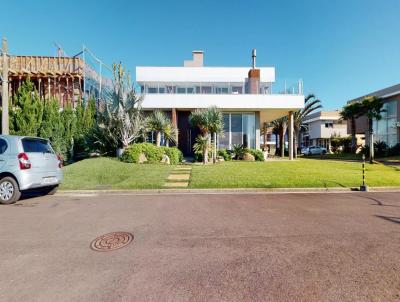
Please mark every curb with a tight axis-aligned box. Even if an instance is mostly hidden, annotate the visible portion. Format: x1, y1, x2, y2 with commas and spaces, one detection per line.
58, 187, 400, 195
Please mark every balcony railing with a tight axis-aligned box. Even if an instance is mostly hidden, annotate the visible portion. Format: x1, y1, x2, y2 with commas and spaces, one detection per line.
140, 79, 303, 96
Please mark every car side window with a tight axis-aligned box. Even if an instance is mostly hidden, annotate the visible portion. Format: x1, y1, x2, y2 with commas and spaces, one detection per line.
0, 139, 8, 154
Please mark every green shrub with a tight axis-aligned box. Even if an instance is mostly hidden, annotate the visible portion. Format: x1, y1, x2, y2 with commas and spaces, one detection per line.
161, 146, 183, 164
248, 149, 265, 161
218, 149, 232, 161
122, 143, 182, 164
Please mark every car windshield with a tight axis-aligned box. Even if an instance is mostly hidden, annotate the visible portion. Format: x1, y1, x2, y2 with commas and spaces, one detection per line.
22, 138, 54, 153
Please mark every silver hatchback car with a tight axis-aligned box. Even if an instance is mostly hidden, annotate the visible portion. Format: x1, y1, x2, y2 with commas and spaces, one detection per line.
0, 135, 63, 204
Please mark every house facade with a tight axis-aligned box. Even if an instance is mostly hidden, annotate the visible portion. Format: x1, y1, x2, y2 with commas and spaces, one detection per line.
347, 83, 400, 147
136, 50, 304, 158
301, 111, 348, 150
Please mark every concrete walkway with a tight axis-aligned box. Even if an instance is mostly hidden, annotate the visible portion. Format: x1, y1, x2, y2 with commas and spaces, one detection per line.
163, 165, 192, 188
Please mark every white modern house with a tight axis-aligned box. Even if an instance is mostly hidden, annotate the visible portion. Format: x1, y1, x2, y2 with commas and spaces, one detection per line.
301, 110, 348, 150
136, 50, 304, 159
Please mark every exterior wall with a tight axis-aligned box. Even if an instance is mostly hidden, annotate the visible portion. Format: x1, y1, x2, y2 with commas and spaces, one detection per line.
136, 67, 275, 83
140, 93, 304, 111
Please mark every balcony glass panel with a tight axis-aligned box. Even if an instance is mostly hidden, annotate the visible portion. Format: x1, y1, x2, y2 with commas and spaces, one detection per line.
231, 86, 242, 94
177, 87, 186, 94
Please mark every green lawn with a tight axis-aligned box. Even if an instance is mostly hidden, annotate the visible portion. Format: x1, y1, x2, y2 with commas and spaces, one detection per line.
189, 159, 400, 188
61, 157, 400, 190
61, 157, 175, 190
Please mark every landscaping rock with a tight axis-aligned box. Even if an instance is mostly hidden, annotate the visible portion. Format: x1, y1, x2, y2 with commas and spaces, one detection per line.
243, 152, 255, 161
138, 153, 148, 164
161, 154, 170, 164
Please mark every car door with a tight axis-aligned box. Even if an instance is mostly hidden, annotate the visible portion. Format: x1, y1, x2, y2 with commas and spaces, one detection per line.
0, 138, 8, 170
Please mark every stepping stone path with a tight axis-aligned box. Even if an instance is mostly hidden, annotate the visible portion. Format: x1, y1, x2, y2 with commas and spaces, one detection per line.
164, 166, 192, 188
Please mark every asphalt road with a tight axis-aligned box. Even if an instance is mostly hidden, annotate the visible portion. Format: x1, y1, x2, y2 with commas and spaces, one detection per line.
0, 191, 399, 302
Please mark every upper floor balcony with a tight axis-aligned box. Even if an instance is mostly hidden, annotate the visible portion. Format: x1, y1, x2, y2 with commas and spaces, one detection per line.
139, 79, 303, 96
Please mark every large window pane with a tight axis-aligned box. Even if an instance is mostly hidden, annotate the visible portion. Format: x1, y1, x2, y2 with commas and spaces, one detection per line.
219, 114, 230, 149
231, 114, 242, 146
243, 114, 255, 148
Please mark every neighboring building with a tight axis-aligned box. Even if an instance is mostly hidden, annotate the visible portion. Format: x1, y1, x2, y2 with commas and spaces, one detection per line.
301, 110, 348, 150
0, 48, 110, 108
348, 84, 400, 147
136, 50, 304, 156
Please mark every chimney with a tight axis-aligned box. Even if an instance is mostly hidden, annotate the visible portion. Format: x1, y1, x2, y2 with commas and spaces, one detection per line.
248, 49, 260, 94
184, 50, 204, 67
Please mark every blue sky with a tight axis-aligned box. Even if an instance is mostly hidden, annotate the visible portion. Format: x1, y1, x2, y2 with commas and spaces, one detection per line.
1, 0, 399, 109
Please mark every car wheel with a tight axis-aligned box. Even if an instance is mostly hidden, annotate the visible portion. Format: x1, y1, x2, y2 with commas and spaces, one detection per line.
44, 185, 59, 195
0, 176, 21, 204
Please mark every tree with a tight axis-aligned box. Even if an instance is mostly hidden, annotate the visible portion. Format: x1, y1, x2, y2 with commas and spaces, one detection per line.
147, 110, 178, 147
97, 63, 145, 153
269, 116, 287, 158
293, 94, 322, 158
340, 102, 363, 153
361, 96, 385, 164
10, 78, 43, 137
189, 106, 223, 164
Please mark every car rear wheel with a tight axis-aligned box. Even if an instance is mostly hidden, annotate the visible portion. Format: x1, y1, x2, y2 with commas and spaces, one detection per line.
0, 176, 21, 204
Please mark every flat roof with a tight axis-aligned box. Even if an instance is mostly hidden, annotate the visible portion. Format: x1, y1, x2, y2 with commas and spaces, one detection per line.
348, 83, 400, 104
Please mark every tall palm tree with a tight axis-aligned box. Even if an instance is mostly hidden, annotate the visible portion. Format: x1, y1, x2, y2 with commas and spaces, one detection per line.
147, 110, 178, 147
340, 102, 363, 153
269, 116, 287, 158
189, 106, 224, 164
293, 94, 322, 157
361, 96, 385, 164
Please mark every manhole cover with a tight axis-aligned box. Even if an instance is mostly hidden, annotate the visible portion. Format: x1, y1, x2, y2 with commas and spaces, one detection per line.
90, 232, 134, 252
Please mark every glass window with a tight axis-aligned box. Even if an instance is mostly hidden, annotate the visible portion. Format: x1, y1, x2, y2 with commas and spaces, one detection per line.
158, 87, 165, 94
166, 86, 175, 93
232, 86, 242, 94
147, 87, 157, 93
216, 87, 229, 94
177, 87, 186, 94
201, 86, 212, 94
219, 114, 230, 149
22, 138, 54, 153
0, 139, 7, 154
231, 114, 243, 146
243, 114, 255, 148
187, 87, 194, 94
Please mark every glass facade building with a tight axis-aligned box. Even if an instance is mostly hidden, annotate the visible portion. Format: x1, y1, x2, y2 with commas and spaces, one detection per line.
373, 100, 399, 147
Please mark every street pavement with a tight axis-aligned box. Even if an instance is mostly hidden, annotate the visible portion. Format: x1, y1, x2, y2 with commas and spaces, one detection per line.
0, 191, 399, 302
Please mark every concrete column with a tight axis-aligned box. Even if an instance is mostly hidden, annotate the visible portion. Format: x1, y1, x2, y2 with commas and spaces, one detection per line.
288, 111, 294, 160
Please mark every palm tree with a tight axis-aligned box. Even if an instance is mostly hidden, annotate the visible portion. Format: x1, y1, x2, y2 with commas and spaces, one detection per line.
193, 135, 212, 163
147, 110, 178, 147
361, 96, 385, 164
293, 94, 322, 158
340, 102, 362, 153
189, 106, 224, 164
269, 116, 287, 158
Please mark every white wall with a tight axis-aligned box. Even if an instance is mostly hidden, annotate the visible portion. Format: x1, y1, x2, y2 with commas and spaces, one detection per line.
136, 67, 275, 83
141, 93, 303, 111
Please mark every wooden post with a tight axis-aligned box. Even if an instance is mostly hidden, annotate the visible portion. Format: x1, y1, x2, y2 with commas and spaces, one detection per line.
1, 38, 9, 134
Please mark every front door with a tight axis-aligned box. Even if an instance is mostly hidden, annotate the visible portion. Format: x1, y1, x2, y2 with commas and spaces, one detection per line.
177, 111, 199, 156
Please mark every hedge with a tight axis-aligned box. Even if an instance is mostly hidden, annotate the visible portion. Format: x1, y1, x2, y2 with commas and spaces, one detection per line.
121, 143, 183, 164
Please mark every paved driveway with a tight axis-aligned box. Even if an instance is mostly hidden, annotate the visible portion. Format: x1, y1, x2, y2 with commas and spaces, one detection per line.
0, 192, 399, 302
